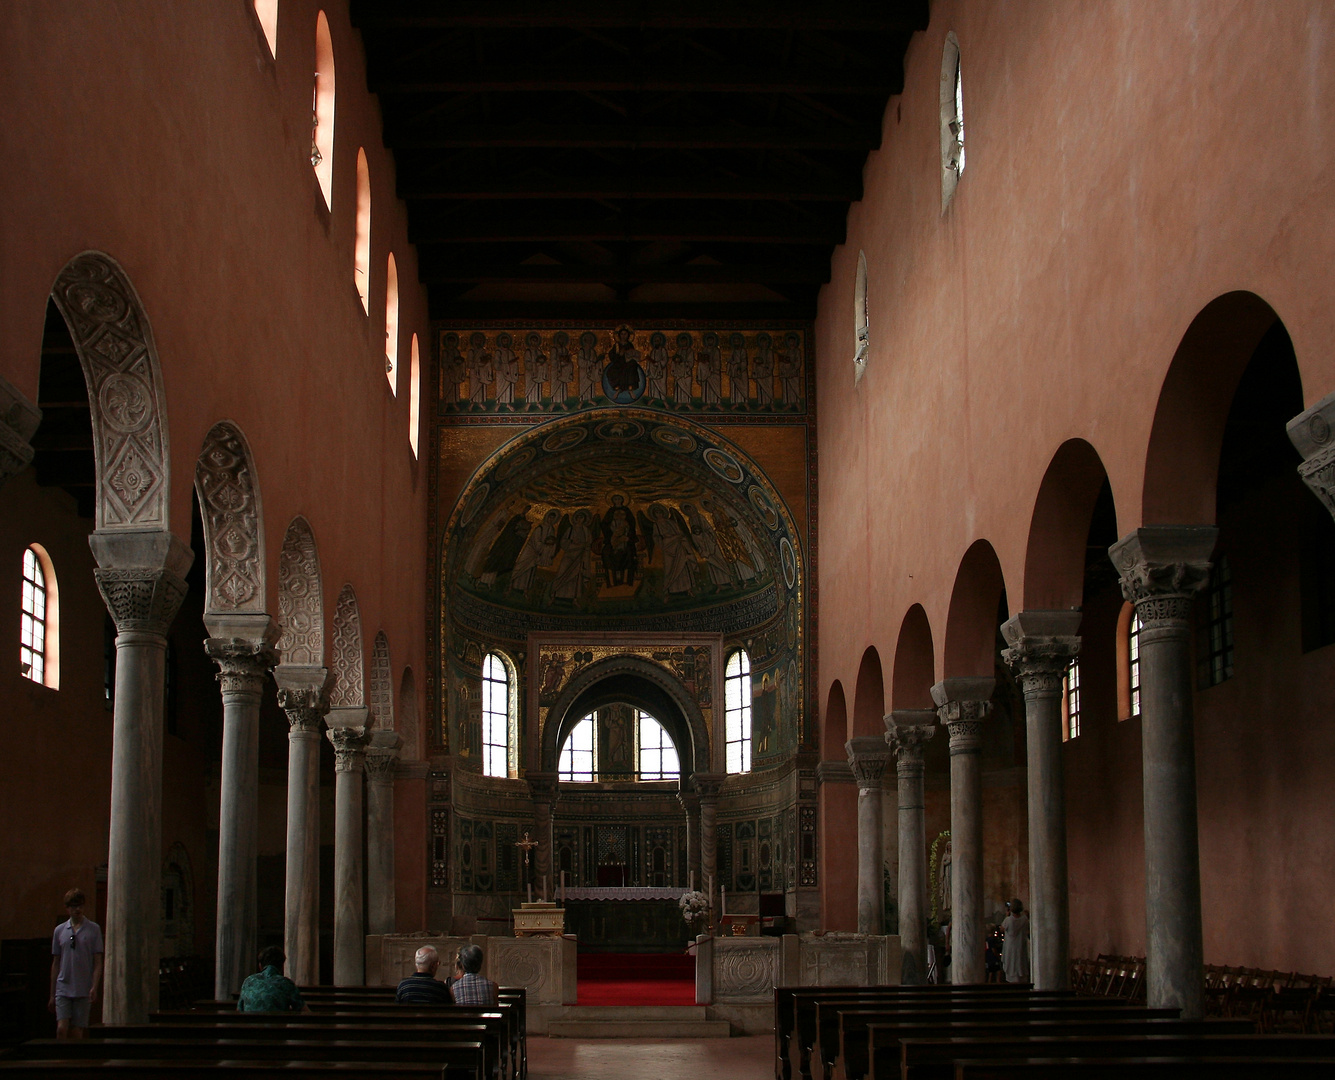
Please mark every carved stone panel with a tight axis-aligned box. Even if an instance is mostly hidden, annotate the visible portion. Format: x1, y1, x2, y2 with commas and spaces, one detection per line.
277, 517, 324, 665
330, 584, 365, 707
369, 630, 394, 729
713, 937, 780, 1002
51, 253, 170, 531
195, 421, 264, 612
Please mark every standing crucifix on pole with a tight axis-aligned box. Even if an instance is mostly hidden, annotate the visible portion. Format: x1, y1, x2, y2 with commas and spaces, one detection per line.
516, 831, 538, 901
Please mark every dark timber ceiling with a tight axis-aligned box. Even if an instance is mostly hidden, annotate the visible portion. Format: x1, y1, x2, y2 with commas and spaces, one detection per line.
349, 1, 928, 321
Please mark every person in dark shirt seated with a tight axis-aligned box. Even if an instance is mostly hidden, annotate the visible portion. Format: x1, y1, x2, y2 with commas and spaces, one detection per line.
396, 945, 454, 1005
238, 946, 308, 1012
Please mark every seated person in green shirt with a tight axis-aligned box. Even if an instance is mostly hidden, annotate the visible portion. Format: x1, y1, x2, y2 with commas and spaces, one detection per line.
237, 946, 308, 1012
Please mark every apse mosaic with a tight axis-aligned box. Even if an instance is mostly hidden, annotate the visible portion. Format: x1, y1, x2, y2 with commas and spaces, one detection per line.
436, 325, 808, 416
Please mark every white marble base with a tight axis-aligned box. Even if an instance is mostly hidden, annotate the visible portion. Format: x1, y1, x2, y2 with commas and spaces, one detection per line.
700, 932, 902, 1005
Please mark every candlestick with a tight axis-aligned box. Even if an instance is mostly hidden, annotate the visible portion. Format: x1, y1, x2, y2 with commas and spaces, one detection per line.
527, 883, 533, 904
543, 875, 549, 902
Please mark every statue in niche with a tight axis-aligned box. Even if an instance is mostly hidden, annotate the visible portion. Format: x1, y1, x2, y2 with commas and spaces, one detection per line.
753, 332, 775, 407
551, 509, 595, 603
522, 332, 547, 407
671, 332, 695, 405
728, 332, 749, 406
467, 331, 491, 406
602, 325, 646, 404
646, 332, 669, 400
509, 508, 560, 592
577, 331, 601, 402
493, 332, 519, 407
779, 332, 803, 408
597, 493, 640, 588
551, 331, 573, 405
698, 331, 722, 405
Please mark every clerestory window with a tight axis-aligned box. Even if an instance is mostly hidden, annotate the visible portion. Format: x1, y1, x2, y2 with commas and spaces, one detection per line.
725, 649, 752, 774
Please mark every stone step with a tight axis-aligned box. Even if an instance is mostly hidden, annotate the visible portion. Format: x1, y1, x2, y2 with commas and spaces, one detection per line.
554, 1005, 709, 1021
547, 1018, 732, 1038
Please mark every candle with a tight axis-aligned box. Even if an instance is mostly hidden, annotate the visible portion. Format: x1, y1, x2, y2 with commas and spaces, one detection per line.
543, 875, 549, 902
527, 883, 533, 903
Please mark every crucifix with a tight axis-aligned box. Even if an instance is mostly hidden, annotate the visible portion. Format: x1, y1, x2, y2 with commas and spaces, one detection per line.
516, 831, 539, 901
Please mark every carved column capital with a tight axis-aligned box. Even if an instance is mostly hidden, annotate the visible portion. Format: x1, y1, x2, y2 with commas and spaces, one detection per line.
1000, 611, 1082, 697
527, 771, 560, 805
931, 677, 994, 754
885, 709, 937, 777
326, 724, 370, 773
0, 374, 40, 489
275, 664, 332, 736
365, 732, 402, 786
1109, 526, 1217, 630
691, 773, 725, 803
205, 616, 280, 699
89, 529, 194, 637
845, 735, 892, 791
1289, 391, 1335, 521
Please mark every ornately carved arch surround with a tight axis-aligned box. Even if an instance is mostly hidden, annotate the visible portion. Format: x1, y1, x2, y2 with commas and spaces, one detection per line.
537, 651, 716, 780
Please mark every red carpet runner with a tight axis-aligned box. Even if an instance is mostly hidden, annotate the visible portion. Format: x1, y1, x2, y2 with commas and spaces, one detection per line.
576, 952, 697, 1006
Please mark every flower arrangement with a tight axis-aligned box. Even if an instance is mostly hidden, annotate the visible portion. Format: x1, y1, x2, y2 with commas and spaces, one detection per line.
678, 889, 710, 928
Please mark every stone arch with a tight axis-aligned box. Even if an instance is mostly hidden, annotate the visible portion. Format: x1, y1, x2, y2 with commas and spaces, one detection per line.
48, 251, 171, 532
892, 604, 935, 710
399, 667, 419, 757
369, 630, 393, 729
822, 680, 848, 759
194, 421, 265, 613
851, 645, 885, 738
329, 584, 364, 707
943, 539, 1008, 678
541, 655, 710, 779
276, 516, 324, 665
1023, 439, 1114, 610
1143, 291, 1286, 526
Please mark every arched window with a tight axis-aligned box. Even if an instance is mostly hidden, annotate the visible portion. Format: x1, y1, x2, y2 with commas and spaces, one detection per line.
559, 715, 596, 782
408, 334, 421, 458
637, 711, 679, 780
254, 0, 278, 56
1197, 555, 1234, 689
481, 652, 512, 778
384, 253, 399, 392
1117, 601, 1142, 722
312, 12, 335, 209
940, 31, 964, 211
20, 544, 58, 689
853, 251, 869, 383
354, 148, 371, 313
1061, 658, 1081, 740
725, 649, 752, 774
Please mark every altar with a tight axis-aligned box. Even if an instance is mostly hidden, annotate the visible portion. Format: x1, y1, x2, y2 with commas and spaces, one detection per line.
560, 886, 689, 953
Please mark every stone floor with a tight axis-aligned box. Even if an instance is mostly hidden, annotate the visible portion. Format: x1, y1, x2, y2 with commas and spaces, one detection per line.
527, 1034, 773, 1079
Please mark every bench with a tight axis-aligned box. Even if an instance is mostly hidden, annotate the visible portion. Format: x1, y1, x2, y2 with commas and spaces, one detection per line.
952, 1055, 1335, 1079
0, 1060, 472, 1079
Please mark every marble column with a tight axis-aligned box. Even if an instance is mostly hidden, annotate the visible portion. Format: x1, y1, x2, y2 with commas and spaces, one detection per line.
695, 775, 724, 908
274, 664, 330, 987
365, 731, 401, 936
0, 374, 40, 491
528, 772, 559, 899
677, 789, 701, 889
1000, 611, 1081, 991
204, 614, 280, 999
1110, 526, 1217, 1020
931, 677, 994, 986
886, 710, 936, 984
1288, 391, 1335, 520
846, 736, 892, 936
326, 709, 370, 986
89, 529, 193, 1024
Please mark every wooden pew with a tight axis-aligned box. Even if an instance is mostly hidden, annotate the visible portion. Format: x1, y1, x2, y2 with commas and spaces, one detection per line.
0, 1061, 471, 1079
898, 1032, 1335, 1080
777, 985, 1050, 1080
952, 1055, 1335, 1079
868, 1018, 1254, 1080
5, 1036, 487, 1080
821, 998, 1146, 1080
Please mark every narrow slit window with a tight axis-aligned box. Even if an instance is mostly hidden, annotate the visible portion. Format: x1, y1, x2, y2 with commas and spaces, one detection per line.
481, 652, 510, 778
725, 649, 752, 774
1062, 658, 1081, 740
1130, 613, 1143, 721
1197, 555, 1234, 689
408, 334, 421, 457
20, 547, 47, 685
312, 12, 335, 208
559, 715, 596, 782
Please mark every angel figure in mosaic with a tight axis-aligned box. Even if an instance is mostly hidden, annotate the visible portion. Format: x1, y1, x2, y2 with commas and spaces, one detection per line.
551, 509, 596, 602
648, 503, 695, 596
683, 502, 733, 588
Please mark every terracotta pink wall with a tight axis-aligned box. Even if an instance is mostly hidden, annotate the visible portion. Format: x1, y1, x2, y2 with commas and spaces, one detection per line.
817, 1, 1335, 970
0, 2, 429, 943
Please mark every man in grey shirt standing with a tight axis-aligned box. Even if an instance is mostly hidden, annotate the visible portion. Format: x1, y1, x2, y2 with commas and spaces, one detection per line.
49, 888, 103, 1038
